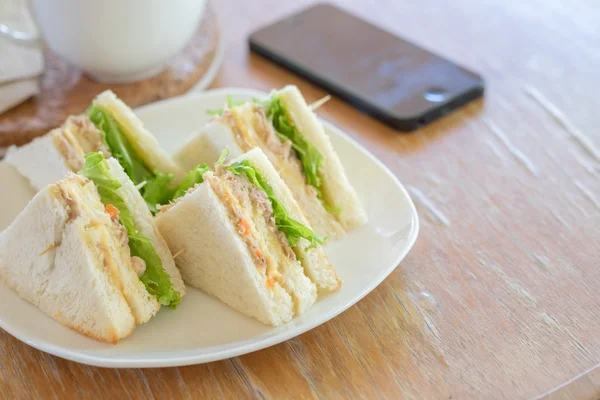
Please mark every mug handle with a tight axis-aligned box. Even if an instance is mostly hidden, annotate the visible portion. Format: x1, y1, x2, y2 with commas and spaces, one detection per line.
0, 8, 44, 48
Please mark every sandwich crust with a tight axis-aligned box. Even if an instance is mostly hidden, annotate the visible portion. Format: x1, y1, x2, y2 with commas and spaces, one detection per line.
277, 85, 367, 234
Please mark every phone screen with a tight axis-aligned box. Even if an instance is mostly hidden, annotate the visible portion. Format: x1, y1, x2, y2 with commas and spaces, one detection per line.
250, 4, 483, 129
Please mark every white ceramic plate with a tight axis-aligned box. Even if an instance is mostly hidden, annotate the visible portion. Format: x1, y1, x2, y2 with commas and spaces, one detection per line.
0, 88, 419, 367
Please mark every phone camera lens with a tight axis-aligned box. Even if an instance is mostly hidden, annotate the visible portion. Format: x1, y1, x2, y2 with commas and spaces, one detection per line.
424, 87, 447, 102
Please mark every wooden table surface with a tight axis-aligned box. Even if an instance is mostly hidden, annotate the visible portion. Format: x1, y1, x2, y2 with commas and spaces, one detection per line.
1, 0, 599, 398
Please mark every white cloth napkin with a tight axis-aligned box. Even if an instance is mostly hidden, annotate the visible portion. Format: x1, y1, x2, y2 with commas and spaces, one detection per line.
0, 0, 44, 114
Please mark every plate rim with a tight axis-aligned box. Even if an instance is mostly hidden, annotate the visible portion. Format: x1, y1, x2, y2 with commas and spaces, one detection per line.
0, 88, 419, 368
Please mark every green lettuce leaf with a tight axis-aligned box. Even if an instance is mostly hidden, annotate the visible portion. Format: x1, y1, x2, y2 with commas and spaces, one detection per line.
142, 172, 176, 214
215, 147, 230, 167
87, 105, 175, 213
80, 152, 181, 307
128, 233, 181, 307
264, 96, 322, 188
226, 160, 326, 250
261, 95, 340, 214
88, 106, 152, 185
173, 164, 210, 199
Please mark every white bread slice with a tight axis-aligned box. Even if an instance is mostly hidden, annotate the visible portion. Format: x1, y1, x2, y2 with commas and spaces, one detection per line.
106, 158, 186, 297
233, 148, 341, 292
4, 134, 71, 192
92, 90, 185, 182
276, 85, 367, 232
4, 115, 109, 192
174, 122, 246, 172
155, 181, 294, 326
0, 179, 135, 343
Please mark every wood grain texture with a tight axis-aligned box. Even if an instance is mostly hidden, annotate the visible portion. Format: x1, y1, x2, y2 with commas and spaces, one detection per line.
1, 0, 600, 398
0, 2, 220, 147
542, 366, 600, 400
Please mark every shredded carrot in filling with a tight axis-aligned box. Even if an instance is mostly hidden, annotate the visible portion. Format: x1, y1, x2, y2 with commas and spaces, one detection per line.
238, 219, 251, 236
105, 204, 120, 221
255, 249, 263, 259
266, 277, 275, 288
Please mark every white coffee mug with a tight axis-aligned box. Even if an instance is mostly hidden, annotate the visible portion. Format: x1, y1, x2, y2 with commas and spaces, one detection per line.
0, 0, 206, 83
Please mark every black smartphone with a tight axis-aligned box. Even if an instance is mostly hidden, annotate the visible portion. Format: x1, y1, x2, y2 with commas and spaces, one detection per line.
249, 3, 484, 131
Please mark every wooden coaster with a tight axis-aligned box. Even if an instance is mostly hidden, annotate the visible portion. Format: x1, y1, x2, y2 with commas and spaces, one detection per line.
0, 2, 220, 147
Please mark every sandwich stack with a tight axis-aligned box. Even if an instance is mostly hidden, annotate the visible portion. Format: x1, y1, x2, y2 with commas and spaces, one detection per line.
0, 153, 184, 343
0, 85, 367, 342
174, 85, 367, 239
